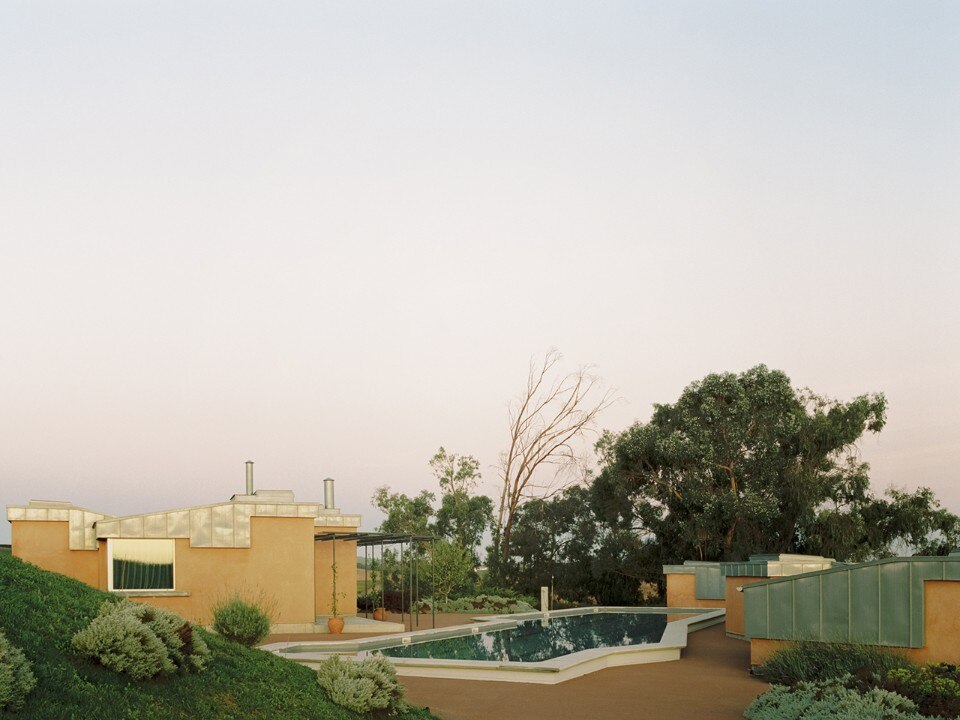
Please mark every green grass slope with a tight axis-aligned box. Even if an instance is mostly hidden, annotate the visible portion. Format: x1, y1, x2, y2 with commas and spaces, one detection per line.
0, 552, 438, 720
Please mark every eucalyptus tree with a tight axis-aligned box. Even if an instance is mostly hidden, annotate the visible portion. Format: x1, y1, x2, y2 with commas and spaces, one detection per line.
593, 365, 956, 562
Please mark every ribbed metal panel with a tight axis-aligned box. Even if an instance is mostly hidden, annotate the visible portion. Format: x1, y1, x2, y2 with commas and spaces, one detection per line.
744, 556, 960, 648
694, 565, 725, 600
190, 508, 212, 547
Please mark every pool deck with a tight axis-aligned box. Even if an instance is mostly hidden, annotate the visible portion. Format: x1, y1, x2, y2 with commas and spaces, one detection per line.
399, 621, 767, 720
265, 611, 767, 719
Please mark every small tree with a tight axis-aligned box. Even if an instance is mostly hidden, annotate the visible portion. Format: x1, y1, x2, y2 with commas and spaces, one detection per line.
426, 540, 474, 603
371, 487, 435, 535
430, 447, 481, 496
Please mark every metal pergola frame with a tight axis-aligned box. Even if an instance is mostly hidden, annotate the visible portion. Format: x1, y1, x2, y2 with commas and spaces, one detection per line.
314, 531, 436, 630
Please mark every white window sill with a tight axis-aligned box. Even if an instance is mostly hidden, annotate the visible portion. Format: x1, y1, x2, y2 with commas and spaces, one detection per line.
109, 589, 191, 598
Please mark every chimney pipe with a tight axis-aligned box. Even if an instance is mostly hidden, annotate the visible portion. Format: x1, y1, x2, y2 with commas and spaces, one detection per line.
323, 477, 335, 509
245, 461, 254, 495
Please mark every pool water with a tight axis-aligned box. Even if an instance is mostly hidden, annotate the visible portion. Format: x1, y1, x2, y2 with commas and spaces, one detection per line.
378, 612, 668, 663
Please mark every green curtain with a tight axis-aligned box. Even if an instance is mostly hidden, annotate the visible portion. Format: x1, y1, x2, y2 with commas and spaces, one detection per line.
113, 559, 173, 590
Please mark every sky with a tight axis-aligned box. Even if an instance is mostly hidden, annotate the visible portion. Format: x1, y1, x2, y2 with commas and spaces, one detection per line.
2, 1, 958, 545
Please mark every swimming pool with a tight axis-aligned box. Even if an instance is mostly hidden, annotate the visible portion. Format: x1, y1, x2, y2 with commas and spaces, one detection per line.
380, 611, 667, 662
265, 607, 726, 684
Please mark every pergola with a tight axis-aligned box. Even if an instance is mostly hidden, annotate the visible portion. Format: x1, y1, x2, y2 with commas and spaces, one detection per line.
314, 530, 436, 630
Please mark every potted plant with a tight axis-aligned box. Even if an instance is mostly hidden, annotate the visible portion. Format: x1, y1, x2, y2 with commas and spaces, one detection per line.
369, 561, 386, 621
327, 561, 346, 634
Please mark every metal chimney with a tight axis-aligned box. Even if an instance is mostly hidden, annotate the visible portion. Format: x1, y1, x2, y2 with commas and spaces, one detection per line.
323, 477, 335, 509
245, 461, 254, 495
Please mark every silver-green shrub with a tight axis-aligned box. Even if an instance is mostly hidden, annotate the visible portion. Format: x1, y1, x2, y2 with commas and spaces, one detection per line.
72, 602, 174, 680
316, 655, 407, 716
71, 600, 209, 680
211, 596, 272, 647
126, 603, 210, 672
0, 629, 36, 712
744, 676, 925, 720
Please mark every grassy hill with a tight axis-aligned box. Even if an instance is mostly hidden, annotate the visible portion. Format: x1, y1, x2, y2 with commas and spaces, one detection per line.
0, 552, 438, 719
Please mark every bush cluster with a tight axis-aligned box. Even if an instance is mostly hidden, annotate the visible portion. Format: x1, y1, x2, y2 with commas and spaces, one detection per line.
417, 594, 534, 614
211, 596, 272, 647
884, 664, 960, 718
316, 655, 407, 716
71, 601, 209, 680
744, 676, 925, 720
0, 629, 36, 712
755, 640, 914, 685
751, 642, 960, 719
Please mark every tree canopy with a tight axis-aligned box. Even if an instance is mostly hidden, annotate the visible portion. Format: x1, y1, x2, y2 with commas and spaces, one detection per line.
593, 364, 958, 563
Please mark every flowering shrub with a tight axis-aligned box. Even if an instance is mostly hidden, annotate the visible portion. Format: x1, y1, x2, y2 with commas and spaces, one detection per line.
0, 629, 36, 711
744, 676, 924, 720
316, 655, 407, 715
71, 600, 208, 680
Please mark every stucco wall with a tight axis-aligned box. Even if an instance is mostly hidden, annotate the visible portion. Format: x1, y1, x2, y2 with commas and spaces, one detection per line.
314, 528, 358, 617
124, 516, 317, 625
725, 575, 766, 637
665, 573, 726, 609
11, 520, 101, 586
11, 514, 364, 626
750, 580, 960, 666
909, 581, 960, 664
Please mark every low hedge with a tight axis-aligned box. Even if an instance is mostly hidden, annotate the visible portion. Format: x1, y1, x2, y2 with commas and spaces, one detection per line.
755, 640, 914, 685
745, 676, 925, 720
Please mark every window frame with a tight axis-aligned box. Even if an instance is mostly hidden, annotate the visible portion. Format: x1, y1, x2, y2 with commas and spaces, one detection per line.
106, 538, 176, 592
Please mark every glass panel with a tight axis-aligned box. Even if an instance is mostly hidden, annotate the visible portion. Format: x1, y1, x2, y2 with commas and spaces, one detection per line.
111, 539, 174, 590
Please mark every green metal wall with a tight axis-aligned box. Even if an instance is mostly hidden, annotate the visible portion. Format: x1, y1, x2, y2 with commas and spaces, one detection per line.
694, 564, 724, 600
744, 556, 960, 648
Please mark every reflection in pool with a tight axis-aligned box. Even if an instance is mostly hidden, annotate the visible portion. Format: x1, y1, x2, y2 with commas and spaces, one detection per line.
378, 612, 668, 663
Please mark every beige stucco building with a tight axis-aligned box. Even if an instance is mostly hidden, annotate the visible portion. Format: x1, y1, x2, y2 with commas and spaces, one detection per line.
6, 473, 360, 629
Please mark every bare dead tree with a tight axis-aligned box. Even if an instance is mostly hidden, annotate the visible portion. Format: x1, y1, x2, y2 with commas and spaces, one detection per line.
495, 350, 617, 568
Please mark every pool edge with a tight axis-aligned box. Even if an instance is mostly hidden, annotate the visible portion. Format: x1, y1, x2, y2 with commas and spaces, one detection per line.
265, 607, 726, 684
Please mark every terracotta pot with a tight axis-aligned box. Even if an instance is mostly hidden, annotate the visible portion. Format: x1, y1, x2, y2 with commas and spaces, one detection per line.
327, 616, 345, 634
373, 608, 385, 622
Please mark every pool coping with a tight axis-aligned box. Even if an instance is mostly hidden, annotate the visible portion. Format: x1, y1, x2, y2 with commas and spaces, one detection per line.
263, 606, 726, 684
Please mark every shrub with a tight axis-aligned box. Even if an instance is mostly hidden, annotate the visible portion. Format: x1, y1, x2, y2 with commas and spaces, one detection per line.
473, 586, 538, 607
744, 676, 925, 720
755, 640, 915, 685
126, 603, 210, 672
316, 655, 407, 716
71, 602, 175, 680
417, 595, 534, 615
0, 629, 36, 711
884, 664, 960, 718
71, 600, 209, 680
211, 595, 272, 647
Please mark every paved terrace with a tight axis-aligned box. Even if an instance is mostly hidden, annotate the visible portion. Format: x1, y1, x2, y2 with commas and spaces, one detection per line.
265, 612, 767, 720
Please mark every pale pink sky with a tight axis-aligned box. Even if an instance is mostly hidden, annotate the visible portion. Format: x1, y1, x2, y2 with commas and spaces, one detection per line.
2, 2, 958, 543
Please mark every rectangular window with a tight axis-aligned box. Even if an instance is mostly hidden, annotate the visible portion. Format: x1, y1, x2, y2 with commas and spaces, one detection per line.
108, 539, 175, 591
